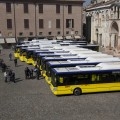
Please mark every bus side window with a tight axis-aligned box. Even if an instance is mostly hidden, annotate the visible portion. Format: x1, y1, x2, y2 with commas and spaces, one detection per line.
109, 74, 115, 82
92, 74, 97, 83
77, 74, 90, 84
67, 76, 75, 85
57, 76, 64, 86
100, 74, 110, 83
115, 73, 120, 82
59, 77, 63, 83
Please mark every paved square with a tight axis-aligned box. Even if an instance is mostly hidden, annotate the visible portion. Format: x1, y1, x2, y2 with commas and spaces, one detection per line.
0, 49, 120, 120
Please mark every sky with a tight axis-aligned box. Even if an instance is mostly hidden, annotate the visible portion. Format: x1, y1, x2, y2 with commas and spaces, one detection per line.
84, 0, 91, 6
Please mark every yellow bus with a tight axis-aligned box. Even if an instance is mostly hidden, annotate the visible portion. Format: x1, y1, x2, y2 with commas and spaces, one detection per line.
14, 45, 21, 58
19, 47, 28, 62
50, 62, 120, 96
14, 44, 29, 58
24, 47, 41, 64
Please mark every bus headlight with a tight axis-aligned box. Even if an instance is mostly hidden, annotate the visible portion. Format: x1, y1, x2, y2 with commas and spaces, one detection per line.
53, 87, 57, 91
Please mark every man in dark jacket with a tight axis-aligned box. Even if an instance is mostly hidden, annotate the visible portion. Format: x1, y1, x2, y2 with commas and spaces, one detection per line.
9, 53, 12, 61
11, 72, 16, 83
36, 67, 41, 80
14, 58, 17, 67
24, 67, 30, 79
1, 62, 7, 72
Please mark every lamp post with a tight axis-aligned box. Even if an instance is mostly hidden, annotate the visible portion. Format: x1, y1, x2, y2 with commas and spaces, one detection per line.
35, 2, 37, 39
63, 3, 65, 39
13, 1, 17, 41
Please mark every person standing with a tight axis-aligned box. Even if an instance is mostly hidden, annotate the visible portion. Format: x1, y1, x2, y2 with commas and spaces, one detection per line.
36, 67, 40, 80
14, 58, 17, 67
1, 62, 7, 72
8, 69, 12, 82
9, 53, 12, 61
24, 67, 30, 79
11, 72, 16, 83
30, 69, 33, 78
25, 67, 28, 79
4, 71, 8, 82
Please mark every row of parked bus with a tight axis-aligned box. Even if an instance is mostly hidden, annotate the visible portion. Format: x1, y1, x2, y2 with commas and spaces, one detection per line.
14, 39, 120, 96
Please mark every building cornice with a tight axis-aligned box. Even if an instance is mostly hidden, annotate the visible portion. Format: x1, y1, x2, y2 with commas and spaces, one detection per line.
86, 0, 116, 12
0, 0, 84, 4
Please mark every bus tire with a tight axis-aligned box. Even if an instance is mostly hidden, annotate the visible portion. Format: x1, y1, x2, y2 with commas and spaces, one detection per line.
73, 88, 82, 96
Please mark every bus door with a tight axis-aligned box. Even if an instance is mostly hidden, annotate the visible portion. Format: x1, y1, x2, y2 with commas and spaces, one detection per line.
91, 74, 110, 92
56, 76, 73, 95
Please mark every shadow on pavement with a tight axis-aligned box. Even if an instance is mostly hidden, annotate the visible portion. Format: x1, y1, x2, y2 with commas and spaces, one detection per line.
15, 78, 23, 82
16, 65, 23, 67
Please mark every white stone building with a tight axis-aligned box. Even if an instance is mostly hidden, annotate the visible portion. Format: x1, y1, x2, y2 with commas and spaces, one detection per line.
86, 0, 120, 55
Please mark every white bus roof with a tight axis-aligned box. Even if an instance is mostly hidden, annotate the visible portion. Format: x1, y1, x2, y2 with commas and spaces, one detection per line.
77, 62, 120, 70
49, 49, 64, 52
27, 46, 40, 49
96, 62, 120, 67
71, 50, 98, 54
78, 53, 112, 58
61, 55, 81, 58
85, 57, 120, 62
54, 65, 120, 73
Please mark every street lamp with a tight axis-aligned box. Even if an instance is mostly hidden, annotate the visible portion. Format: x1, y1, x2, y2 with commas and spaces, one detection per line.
63, 3, 65, 39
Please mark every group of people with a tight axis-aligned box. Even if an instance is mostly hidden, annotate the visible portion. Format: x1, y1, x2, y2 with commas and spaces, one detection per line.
0, 52, 42, 84
0, 59, 16, 83
24, 65, 41, 80
4, 69, 16, 83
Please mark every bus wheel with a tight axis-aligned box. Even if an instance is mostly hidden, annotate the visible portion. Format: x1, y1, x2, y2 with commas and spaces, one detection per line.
73, 88, 82, 96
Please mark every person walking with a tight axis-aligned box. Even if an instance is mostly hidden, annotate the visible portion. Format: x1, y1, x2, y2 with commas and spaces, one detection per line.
14, 58, 17, 67
9, 53, 12, 61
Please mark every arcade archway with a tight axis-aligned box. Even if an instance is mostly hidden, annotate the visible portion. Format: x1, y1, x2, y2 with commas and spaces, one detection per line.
110, 21, 119, 48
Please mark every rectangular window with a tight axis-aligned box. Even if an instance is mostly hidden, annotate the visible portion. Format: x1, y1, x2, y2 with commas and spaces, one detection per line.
56, 4, 60, 13
24, 19, 29, 28
19, 32, 23, 36
7, 19, 12, 29
29, 32, 33, 36
39, 4, 43, 13
66, 31, 69, 34
6, 3, 11, 13
39, 19, 44, 28
66, 19, 74, 28
24, 3, 28, 13
39, 32, 43, 35
56, 19, 60, 28
57, 31, 60, 35
68, 5, 72, 14
48, 21, 51, 28
48, 32, 52, 35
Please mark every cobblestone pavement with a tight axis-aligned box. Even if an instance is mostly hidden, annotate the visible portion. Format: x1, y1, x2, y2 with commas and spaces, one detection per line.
0, 49, 120, 120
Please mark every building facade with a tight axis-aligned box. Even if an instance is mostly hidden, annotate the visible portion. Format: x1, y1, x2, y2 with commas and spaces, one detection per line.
86, 0, 120, 55
0, 0, 84, 41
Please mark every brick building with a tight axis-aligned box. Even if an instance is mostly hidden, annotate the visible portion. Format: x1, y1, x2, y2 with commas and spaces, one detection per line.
0, 0, 84, 42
